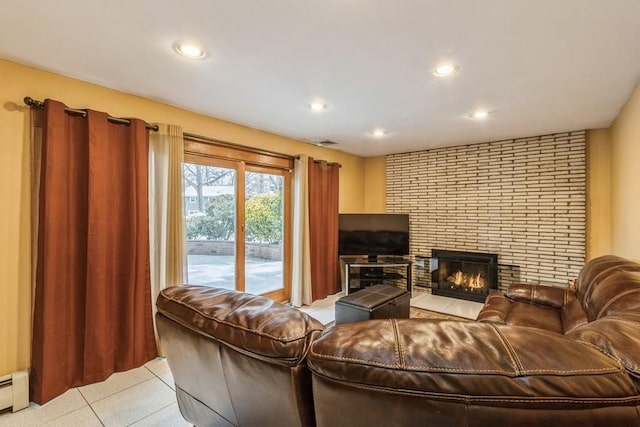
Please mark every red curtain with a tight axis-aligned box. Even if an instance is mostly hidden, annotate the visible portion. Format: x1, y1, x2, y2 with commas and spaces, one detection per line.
308, 159, 340, 301
30, 99, 157, 404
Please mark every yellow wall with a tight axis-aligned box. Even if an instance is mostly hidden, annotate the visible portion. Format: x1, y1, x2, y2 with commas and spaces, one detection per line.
586, 128, 612, 259
363, 156, 387, 212
0, 58, 366, 375
609, 80, 640, 261
3, 55, 638, 376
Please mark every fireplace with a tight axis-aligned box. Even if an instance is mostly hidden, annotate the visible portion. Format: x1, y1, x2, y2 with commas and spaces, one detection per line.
431, 249, 498, 303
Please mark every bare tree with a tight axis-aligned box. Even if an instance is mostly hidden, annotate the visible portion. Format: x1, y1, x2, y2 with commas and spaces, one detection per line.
245, 172, 282, 197
183, 165, 283, 216
183, 164, 234, 211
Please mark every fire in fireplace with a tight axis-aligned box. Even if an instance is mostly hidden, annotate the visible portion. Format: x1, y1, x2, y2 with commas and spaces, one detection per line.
447, 270, 485, 290
431, 249, 498, 302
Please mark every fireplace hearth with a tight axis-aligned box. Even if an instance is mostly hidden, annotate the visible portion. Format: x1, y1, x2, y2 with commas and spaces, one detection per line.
431, 249, 498, 303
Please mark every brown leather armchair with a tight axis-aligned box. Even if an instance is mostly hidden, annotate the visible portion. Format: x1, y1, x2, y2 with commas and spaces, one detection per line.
156, 286, 323, 427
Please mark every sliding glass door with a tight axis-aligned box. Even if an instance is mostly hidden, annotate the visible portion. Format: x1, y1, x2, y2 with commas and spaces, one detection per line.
183, 155, 291, 301
244, 168, 286, 295
183, 161, 237, 289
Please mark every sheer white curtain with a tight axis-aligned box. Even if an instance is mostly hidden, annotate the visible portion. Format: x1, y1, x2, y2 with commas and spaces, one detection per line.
149, 124, 186, 349
291, 155, 313, 307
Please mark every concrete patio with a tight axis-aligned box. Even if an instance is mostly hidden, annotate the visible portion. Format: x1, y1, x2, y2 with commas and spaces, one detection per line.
186, 254, 283, 295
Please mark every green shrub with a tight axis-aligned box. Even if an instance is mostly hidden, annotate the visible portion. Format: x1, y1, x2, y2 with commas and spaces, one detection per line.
245, 193, 282, 244
186, 194, 235, 240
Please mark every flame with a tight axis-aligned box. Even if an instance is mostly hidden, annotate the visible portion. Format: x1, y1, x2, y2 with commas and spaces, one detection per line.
447, 271, 485, 290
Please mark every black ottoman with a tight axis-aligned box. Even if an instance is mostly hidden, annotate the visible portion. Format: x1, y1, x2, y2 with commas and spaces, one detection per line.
335, 284, 410, 324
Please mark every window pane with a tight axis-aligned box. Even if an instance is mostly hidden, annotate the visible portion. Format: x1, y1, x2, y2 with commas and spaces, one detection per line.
244, 171, 284, 295
183, 162, 236, 290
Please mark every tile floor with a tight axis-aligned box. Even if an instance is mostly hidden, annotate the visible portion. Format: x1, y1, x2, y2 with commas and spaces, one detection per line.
409, 289, 484, 319
0, 358, 187, 427
295, 292, 343, 323
0, 289, 481, 426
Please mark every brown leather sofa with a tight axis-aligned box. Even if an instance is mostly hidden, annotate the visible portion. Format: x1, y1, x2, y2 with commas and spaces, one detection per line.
477, 254, 640, 334
156, 255, 640, 426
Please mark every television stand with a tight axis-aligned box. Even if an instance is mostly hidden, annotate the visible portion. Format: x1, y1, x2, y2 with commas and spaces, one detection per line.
340, 256, 412, 296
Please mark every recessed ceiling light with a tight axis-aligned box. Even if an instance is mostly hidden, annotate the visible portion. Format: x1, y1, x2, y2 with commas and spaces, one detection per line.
433, 64, 459, 77
469, 110, 489, 119
370, 129, 388, 137
309, 102, 327, 112
174, 42, 206, 59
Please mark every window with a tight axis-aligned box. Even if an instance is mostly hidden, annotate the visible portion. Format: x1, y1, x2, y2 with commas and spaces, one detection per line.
183, 139, 293, 302
188, 196, 197, 203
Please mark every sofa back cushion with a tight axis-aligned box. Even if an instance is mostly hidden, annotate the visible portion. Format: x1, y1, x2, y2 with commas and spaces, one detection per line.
157, 285, 323, 361
309, 319, 636, 398
577, 255, 640, 317
309, 319, 640, 425
586, 269, 640, 321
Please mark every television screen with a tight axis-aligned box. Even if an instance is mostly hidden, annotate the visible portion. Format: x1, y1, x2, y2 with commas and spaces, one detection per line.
338, 213, 410, 259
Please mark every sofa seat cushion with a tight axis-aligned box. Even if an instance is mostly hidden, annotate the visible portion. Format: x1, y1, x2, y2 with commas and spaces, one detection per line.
479, 292, 586, 334
308, 319, 638, 404
157, 285, 323, 363
478, 294, 564, 334
503, 299, 564, 334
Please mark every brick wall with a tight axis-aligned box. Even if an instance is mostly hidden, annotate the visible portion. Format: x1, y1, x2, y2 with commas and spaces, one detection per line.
187, 240, 282, 261
386, 131, 586, 289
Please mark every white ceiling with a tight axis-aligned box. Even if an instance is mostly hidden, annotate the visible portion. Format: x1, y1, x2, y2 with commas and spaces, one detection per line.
1, 1, 640, 157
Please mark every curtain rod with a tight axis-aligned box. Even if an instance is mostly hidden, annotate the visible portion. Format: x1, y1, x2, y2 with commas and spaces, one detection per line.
185, 133, 341, 166
24, 97, 159, 132
24, 96, 340, 166
184, 134, 342, 166
24, 97, 292, 160
183, 132, 294, 161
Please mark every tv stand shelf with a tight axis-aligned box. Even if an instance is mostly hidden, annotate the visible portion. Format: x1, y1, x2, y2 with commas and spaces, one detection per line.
349, 272, 405, 281
340, 256, 412, 296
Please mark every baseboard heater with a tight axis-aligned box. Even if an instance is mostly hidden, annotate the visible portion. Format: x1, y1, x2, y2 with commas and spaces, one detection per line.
0, 371, 28, 413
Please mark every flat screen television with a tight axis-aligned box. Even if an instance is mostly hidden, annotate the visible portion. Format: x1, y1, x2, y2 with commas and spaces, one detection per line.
338, 213, 410, 261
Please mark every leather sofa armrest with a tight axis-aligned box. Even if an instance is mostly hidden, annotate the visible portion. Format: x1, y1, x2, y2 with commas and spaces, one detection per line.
476, 291, 509, 323
507, 283, 577, 309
